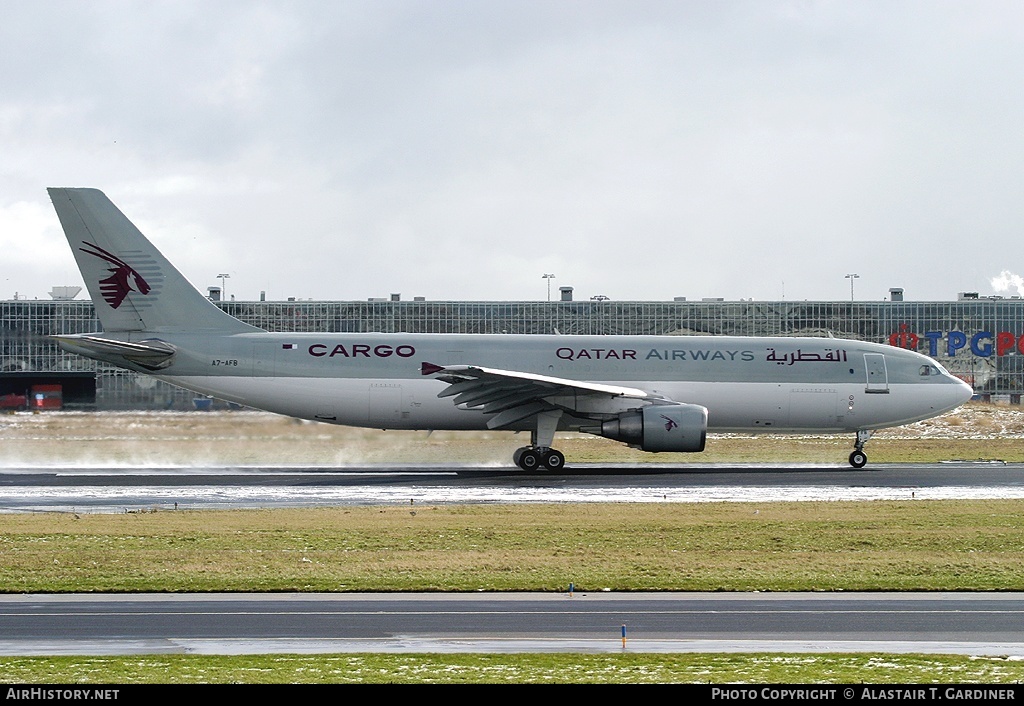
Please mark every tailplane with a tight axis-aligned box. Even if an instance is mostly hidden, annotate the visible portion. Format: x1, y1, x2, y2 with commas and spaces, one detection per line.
48, 188, 260, 334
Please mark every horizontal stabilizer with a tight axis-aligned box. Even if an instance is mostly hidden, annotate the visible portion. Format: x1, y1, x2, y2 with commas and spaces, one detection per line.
53, 335, 176, 370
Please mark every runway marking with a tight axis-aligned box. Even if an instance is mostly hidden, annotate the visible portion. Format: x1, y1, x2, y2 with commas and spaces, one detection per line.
2, 609, 1022, 617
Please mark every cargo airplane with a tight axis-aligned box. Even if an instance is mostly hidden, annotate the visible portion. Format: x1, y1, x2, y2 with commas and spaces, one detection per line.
48, 188, 973, 470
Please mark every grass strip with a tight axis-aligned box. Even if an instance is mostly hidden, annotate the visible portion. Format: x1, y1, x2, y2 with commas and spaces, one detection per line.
2, 500, 1024, 592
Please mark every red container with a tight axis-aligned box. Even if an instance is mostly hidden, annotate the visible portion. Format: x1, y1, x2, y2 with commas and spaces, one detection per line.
30, 385, 63, 410
0, 393, 27, 410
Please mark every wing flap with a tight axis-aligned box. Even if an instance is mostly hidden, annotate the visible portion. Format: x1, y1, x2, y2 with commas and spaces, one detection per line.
479, 390, 554, 414
425, 363, 651, 399
486, 401, 553, 429
423, 361, 659, 429
436, 379, 491, 398
452, 383, 534, 408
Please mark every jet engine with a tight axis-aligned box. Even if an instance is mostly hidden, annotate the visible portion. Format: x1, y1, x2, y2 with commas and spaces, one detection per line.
593, 403, 707, 452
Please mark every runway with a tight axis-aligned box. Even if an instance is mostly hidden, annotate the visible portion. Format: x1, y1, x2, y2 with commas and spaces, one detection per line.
0, 461, 1023, 513
2, 592, 1024, 657
3, 461, 1023, 656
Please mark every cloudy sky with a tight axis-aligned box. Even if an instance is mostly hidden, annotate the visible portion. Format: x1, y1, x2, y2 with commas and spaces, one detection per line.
3, 1, 1024, 305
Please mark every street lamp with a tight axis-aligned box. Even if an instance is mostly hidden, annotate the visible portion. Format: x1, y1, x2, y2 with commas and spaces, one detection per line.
217, 273, 230, 301
845, 273, 859, 302
542, 274, 555, 301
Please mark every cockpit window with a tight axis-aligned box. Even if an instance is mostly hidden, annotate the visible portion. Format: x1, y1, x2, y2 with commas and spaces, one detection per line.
919, 364, 942, 377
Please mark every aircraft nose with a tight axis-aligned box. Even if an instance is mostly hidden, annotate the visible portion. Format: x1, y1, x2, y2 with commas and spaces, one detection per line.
954, 378, 974, 406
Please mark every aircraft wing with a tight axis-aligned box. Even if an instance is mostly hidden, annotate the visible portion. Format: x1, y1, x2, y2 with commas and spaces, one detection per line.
420, 362, 660, 429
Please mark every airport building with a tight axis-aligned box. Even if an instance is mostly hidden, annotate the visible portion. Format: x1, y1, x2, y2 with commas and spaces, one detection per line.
1, 286, 1021, 409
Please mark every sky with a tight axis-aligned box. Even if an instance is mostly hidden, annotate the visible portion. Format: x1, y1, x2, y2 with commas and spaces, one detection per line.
3, 1, 1024, 305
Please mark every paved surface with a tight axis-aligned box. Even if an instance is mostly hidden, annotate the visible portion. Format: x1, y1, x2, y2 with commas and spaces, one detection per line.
1, 461, 1023, 512
2, 592, 1023, 656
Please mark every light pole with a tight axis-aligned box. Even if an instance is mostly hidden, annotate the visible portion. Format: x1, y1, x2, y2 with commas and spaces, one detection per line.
542, 273, 555, 301
845, 273, 859, 302
217, 273, 230, 301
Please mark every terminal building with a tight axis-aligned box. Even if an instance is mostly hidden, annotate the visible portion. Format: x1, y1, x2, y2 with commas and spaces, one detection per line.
1, 285, 1021, 410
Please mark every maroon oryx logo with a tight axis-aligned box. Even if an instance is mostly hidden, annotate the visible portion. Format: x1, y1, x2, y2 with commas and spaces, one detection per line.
660, 414, 678, 432
79, 241, 151, 309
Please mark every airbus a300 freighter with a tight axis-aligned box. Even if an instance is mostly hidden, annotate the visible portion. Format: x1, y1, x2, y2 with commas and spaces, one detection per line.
48, 188, 973, 470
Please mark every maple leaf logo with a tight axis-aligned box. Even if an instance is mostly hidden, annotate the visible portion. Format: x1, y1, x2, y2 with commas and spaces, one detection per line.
79, 242, 151, 309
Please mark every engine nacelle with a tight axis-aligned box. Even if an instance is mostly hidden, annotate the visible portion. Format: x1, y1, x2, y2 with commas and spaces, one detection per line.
595, 403, 708, 452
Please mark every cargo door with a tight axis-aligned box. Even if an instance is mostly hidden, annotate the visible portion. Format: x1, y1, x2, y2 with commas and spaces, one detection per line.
788, 389, 839, 428
369, 382, 403, 426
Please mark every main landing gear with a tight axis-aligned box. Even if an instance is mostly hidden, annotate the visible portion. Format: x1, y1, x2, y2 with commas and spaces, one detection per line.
513, 446, 566, 471
512, 409, 565, 471
849, 430, 873, 469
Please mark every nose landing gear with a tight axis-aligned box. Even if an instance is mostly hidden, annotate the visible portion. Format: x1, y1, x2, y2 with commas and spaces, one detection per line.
849, 430, 873, 468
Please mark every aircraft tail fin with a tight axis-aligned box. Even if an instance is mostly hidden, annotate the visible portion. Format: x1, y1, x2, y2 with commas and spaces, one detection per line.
48, 188, 260, 334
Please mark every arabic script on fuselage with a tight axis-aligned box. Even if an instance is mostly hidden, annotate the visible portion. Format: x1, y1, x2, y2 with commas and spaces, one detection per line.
766, 348, 849, 365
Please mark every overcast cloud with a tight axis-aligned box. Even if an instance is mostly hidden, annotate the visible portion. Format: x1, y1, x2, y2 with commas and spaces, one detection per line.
3, 1, 1024, 305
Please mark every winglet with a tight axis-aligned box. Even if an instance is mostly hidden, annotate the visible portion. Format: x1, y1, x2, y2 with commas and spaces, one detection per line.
421, 362, 445, 376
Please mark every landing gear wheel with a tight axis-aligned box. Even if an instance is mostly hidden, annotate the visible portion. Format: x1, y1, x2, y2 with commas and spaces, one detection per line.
512, 447, 528, 466
542, 449, 565, 470
848, 430, 872, 469
517, 449, 542, 471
